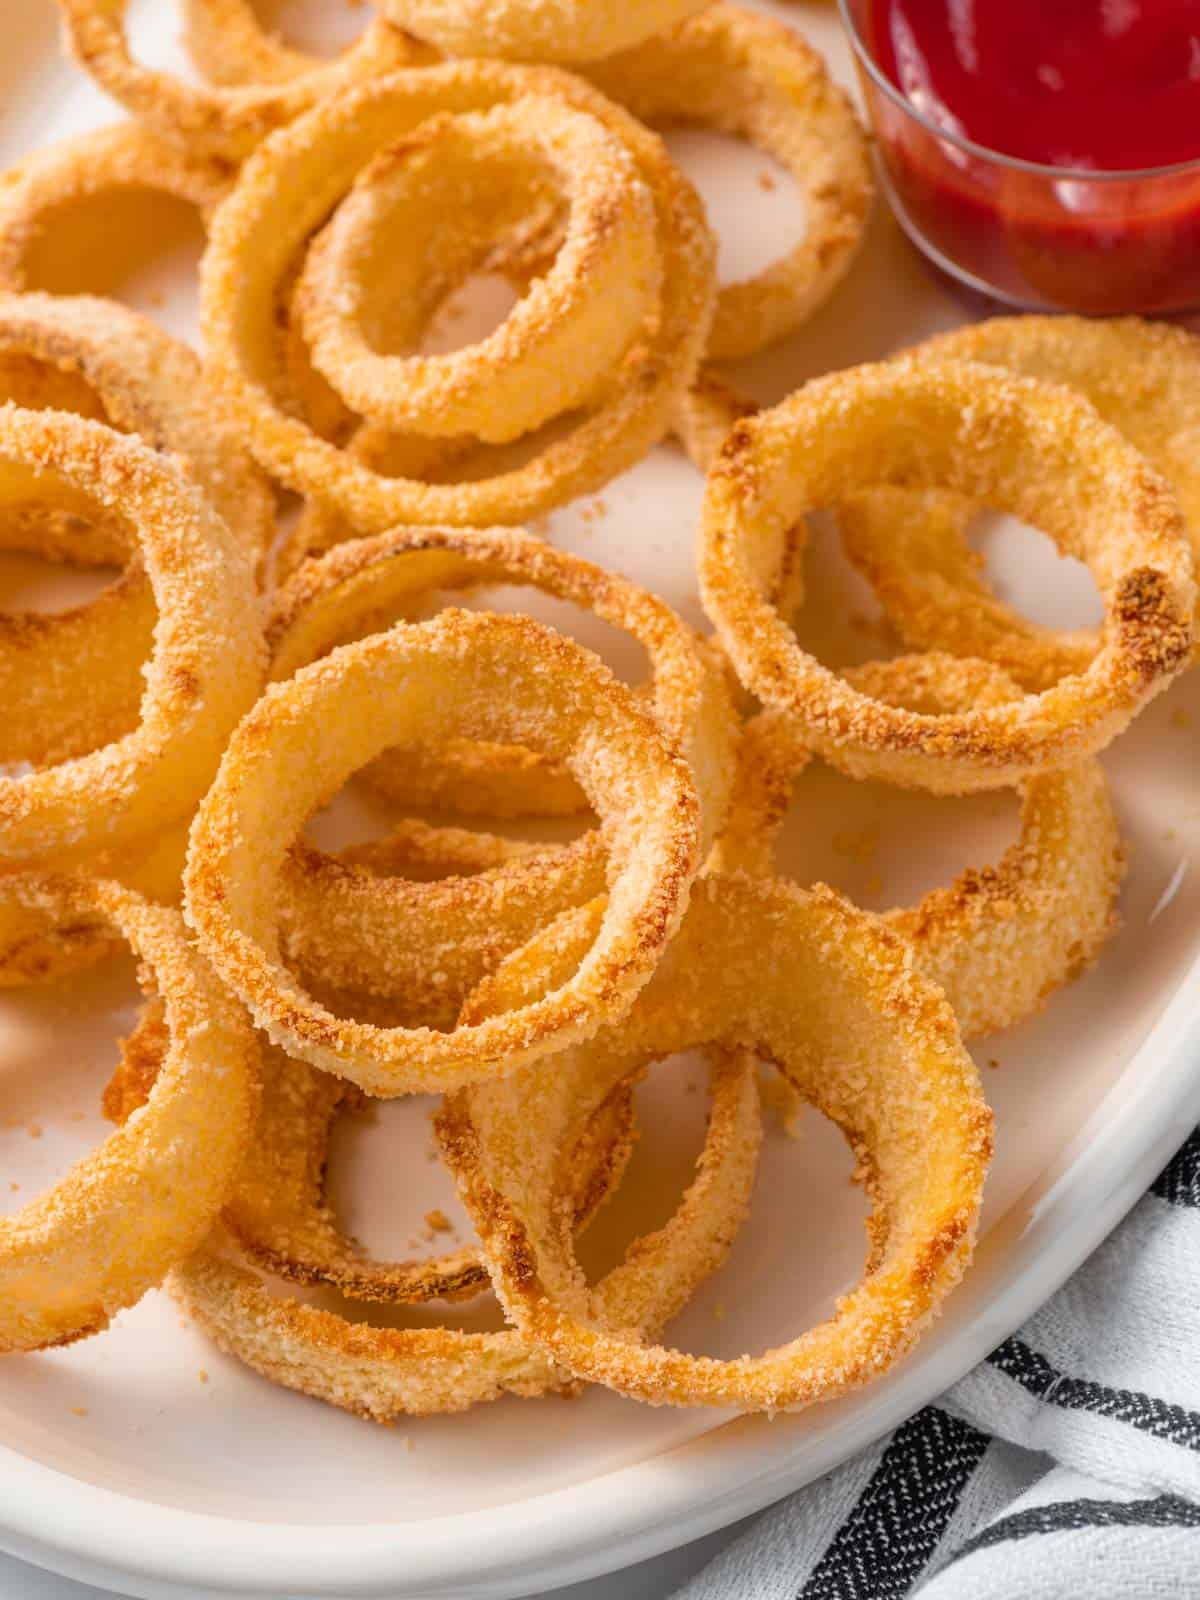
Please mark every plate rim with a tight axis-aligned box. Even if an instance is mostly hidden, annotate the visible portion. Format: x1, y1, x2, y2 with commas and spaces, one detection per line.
0, 948, 1197, 1600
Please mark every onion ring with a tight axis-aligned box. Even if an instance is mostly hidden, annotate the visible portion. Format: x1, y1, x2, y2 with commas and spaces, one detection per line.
184, 608, 701, 1094
0, 295, 272, 765
381, 0, 711, 64
0, 406, 263, 875
266, 527, 733, 1021
700, 359, 1195, 794
57, 0, 430, 161
183, 0, 437, 89
295, 97, 661, 445
439, 871, 991, 1411
0, 123, 230, 296
838, 316, 1200, 689
0, 875, 259, 1353
586, 4, 873, 361
201, 61, 715, 531
715, 655, 1125, 1038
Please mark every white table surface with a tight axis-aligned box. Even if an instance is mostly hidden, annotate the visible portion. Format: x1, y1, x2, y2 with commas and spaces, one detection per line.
0, 1521, 748, 1600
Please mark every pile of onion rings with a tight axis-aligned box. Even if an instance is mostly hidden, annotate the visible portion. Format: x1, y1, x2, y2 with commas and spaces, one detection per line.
0, 0, 1190, 1442
266, 525, 736, 1024
200, 60, 717, 532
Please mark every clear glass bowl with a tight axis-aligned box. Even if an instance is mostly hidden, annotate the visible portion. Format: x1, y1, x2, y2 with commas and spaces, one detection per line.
839, 0, 1200, 315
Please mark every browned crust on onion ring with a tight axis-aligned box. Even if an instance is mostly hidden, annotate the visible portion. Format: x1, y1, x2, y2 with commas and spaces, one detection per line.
0, 404, 264, 870
185, 608, 701, 1094
294, 96, 662, 445
104, 989, 635, 1308
700, 358, 1195, 794
838, 316, 1200, 689
200, 61, 716, 531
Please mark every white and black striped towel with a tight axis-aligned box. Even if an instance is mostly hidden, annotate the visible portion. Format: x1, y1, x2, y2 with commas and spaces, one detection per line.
674, 1128, 1200, 1599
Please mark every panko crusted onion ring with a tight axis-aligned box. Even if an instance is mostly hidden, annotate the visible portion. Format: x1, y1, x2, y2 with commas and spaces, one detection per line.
586, 4, 873, 361
0, 875, 259, 1353
201, 61, 716, 531
0, 296, 273, 769
56, 0, 430, 161
296, 97, 662, 444
382, 0, 710, 64
700, 359, 1195, 794
0, 123, 230, 295
0, 405, 264, 870
184, 608, 702, 1095
839, 317, 1200, 689
266, 527, 735, 1021
716, 655, 1125, 1039
439, 871, 992, 1412
182, 0, 437, 89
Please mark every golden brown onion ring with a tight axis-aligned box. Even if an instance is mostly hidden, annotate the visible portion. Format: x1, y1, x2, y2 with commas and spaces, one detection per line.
0, 123, 230, 296
0, 296, 272, 769
0, 875, 259, 1353
201, 61, 715, 531
0, 405, 264, 871
296, 97, 661, 444
57, 0, 430, 161
700, 359, 1195, 794
183, 0, 436, 88
267, 528, 734, 1021
382, 0, 710, 63
839, 316, 1200, 689
439, 871, 991, 1411
168, 1039, 760, 1420
586, 3, 872, 361
715, 655, 1125, 1038
185, 608, 701, 1094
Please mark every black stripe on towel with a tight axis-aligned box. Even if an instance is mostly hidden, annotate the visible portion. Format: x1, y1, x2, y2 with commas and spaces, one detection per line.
799, 1409, 989, 1599
1151, 1128, 1200, 1208
948, 1494, 1200, 1566
989, 1337, 1200, 1452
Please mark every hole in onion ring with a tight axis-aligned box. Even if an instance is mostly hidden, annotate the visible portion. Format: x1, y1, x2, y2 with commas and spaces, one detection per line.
968, 511, 1105, 634
0, 953, 143, 1217
15, 186, 205, 334
225, 0, 370, 60
771, 767, 1021, 915
663, 129, 808, 289
0, 547, 121, 616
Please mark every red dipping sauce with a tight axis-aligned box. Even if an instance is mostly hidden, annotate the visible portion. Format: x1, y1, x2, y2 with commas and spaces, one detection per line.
842, 0, 1200, 312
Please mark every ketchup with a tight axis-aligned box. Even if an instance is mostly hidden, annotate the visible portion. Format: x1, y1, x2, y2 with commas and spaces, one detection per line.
860, 0, 1200, 312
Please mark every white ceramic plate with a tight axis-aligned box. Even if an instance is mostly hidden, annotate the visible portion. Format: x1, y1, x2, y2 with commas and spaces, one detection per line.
1, 3, 1199, 1596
